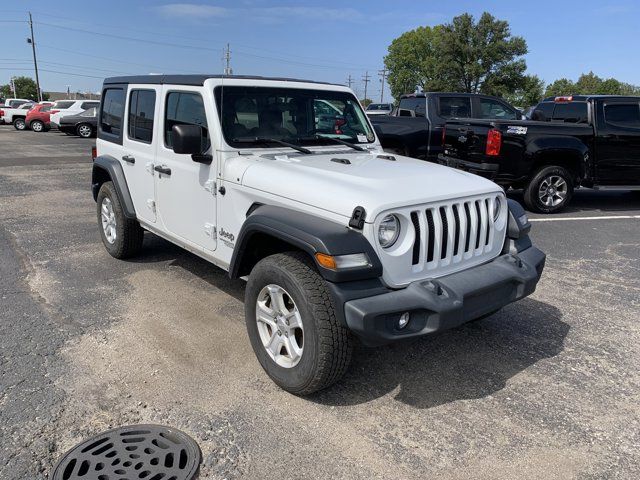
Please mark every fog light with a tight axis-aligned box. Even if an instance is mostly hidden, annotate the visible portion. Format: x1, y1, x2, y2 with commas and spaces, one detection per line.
398, 312, 410, 329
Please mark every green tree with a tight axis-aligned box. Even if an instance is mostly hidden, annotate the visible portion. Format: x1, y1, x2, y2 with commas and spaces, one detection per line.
544, 78, 576, 97
503, 74, 545, 107
439, 12, 528, 94
385, 12, 528, 99
360, 98, 373, 108
0, 76, 47, 101
384, 26, 446, 100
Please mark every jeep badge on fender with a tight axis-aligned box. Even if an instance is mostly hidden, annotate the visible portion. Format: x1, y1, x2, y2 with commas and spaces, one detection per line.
91, 74, 545, 395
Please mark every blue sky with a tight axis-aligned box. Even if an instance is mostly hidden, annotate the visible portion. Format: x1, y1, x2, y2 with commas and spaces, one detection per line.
1, 0, 638, 100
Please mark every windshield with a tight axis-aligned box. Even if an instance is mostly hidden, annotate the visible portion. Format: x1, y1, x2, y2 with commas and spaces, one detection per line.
215, 86, 375, 148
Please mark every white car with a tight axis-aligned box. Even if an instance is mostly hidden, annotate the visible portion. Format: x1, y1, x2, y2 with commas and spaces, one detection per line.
92, 75, 545, 395
0, 103, 34, 128
365, 102, 394, 116
50, 99, 100, 128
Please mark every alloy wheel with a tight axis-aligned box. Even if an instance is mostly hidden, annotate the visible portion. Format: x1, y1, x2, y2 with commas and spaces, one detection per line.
255, 284, 304, 368
100, 197, 117, 244
78, 124, 92, 138
538, 175, 568, 207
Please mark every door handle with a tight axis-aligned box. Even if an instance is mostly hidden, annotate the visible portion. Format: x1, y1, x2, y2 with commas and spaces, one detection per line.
154, 165, 172, 176
122, 155, 135, 164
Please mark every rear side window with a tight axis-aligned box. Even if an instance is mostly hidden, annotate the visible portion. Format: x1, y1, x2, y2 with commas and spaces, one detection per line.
128, 90, 156, 143
398, 97, 426, 117
604, 103, 640, 128
479, 98, 517, 120
81, 101, 98, 110
532, 102, 554, 121
164, 92, 209, 150
100, 88, 125, 138
54, 101, 75, 110
439, 97, 471, 118
552, 103, 588, 123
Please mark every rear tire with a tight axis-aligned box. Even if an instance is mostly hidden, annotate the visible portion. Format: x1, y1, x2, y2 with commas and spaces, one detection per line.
524, 165, 574, 213
13, 118, 26, 130
245, 252, 353, 395
77, 123, 93, 138
96, 181, 144, 259
30, 120, 44, 132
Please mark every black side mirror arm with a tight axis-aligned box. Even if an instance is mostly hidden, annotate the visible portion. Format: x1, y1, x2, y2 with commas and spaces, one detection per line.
191, 153, 212, 165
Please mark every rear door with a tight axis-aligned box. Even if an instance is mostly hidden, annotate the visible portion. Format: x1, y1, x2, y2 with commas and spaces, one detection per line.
121, 86, 161, 224
594, 99, 640, 185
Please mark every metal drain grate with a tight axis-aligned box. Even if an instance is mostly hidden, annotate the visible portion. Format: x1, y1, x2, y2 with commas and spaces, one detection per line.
51, 424, 201, 480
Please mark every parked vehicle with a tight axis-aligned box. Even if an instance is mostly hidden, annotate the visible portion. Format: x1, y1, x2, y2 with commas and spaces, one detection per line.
0, 103, 35, 130
50, 99, 100, 128
58, 107, 98, 137
370, 92, 522, 160
92, 74, 545, 394
25, 103, 55, 132
1, 98, 32, 109
365, 103, 394, 116
439, 95, 640, 213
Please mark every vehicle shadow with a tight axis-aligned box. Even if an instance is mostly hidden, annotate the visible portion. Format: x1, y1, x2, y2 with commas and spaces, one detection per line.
508, 189, 640, 214
313, 298, 568, 409
127, 232, 246, 303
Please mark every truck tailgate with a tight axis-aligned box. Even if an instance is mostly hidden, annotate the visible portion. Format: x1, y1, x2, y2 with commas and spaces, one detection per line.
441, 120, 496, 162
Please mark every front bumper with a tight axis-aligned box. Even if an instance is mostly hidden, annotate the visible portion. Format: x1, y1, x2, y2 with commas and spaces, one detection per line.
343, 246, 545, 345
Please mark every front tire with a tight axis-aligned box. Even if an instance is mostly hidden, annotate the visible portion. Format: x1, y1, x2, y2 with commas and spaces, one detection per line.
30, 120, 44, 132
96, 181, 144, 259
245, 252, 353, 395
77, 123, 93, 138
13, 118, 26, 130
524, 165, 574, 213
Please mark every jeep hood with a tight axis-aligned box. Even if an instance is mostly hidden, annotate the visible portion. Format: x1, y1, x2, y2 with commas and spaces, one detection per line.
240, 150, 503, 221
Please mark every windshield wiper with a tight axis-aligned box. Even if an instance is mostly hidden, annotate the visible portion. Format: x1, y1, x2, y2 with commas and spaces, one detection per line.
233, 137, 312, 154
298, 135, 367, 152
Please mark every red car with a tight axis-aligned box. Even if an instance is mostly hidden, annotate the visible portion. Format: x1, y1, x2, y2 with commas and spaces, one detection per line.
25, 102, 55, 132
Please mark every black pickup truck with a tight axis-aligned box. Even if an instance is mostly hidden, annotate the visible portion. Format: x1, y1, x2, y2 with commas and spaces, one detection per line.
370, 92, 521, 160
438, 95, 640, 213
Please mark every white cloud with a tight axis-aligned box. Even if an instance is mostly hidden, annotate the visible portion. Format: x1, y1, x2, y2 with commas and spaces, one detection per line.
158, 3, 363, 22
158, 3, 229, 18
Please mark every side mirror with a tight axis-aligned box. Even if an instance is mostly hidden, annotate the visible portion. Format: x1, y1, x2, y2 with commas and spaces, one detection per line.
171, 124, 212, 164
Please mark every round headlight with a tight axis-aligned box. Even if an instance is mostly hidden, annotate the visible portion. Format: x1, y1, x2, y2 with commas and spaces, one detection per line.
493, 196, 502, 222
378, 214, 400, 248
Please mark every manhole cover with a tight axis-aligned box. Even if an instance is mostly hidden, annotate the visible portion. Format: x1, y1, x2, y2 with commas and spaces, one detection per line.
52, 424, 201, 480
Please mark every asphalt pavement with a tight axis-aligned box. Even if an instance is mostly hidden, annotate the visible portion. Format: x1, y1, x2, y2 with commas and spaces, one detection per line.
1, 125, 639, 479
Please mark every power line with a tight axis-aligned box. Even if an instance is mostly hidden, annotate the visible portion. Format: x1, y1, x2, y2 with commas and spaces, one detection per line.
37, 45, 171, 71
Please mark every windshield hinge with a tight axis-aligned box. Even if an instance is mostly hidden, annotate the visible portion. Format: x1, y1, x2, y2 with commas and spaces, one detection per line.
204, 223, 216, 238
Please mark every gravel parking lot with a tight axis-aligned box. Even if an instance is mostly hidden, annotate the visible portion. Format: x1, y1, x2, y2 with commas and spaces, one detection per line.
1, 125, 639, 479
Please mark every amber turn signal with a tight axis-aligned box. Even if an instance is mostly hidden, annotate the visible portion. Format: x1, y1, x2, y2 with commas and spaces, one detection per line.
315, 253, 337, 270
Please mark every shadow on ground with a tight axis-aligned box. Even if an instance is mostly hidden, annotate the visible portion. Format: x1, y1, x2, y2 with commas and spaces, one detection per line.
508, 189, 640, 214
314, 298, 568, 409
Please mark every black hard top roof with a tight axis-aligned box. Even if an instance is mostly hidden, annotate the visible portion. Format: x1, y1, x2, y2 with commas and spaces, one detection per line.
103, 74, 342, 87
541, 95, 640, 102
400, 92, 508, 100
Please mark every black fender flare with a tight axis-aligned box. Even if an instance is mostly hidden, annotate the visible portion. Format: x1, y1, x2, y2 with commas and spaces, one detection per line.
526, 136, 589, 179
91, 155, 136, 219
229, 205, 382, 283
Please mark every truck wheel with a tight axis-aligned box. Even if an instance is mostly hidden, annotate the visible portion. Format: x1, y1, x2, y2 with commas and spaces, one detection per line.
77, 123, 93, 138
96, 181, 144, 259
13, 118, 26, 130
30, 120, 44, 132
245, 252, 353, 395
524, 166, 574, 213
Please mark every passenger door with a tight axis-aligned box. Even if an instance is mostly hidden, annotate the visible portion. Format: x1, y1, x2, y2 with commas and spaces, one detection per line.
121, 87, 160, 224
595, 99, 640, 185
155, 88, 217, 251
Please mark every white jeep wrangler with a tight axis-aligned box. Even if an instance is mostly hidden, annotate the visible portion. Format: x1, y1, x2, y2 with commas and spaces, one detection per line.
92, 75, 545, 395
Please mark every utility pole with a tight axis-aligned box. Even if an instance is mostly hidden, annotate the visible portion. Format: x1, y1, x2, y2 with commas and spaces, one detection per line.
28, 12, 42, 102
10, 77, 17, 98
346, 74, 353, 89
362, 71, 371, 103
223, 43, 233, 75
378, 68, 387, 103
